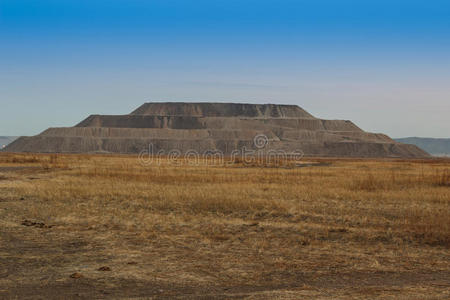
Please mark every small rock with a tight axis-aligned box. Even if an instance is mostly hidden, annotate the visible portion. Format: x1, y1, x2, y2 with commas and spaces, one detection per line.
98, 266, 111, 271
70, 272, 83, 279
127, 261, 138, 265
34, 222, 47, 228
21, 220, 52, 228
21, 220, 35, 227
299, 239, 310, 246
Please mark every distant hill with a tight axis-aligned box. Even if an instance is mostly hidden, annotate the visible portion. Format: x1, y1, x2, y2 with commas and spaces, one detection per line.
0, 136, 18, 149
395, 137, 450, 157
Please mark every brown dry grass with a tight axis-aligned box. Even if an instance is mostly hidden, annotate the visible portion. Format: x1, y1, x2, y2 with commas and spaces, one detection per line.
0, 153, 449, 299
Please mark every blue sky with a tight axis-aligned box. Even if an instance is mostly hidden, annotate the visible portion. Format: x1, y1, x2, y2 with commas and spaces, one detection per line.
1, 0, 449, 137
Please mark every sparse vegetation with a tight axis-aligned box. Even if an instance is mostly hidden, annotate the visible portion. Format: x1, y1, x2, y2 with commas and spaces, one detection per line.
0, 153, 449, 298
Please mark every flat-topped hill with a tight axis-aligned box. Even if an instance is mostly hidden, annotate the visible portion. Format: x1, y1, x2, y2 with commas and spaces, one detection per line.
131, 102, 315, 118
4, 102, 429, 158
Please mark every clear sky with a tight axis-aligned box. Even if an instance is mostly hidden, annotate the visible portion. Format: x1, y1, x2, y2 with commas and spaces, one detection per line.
1, 0, 449, 137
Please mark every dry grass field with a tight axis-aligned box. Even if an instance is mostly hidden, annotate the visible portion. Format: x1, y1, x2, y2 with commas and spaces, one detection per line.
0, 153, 449, 299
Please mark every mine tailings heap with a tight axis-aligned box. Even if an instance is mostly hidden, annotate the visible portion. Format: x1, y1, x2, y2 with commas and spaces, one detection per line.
5, 102, 429, 158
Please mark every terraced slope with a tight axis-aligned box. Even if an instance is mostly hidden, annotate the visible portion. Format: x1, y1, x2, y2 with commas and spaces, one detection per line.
5, 102, 429, 158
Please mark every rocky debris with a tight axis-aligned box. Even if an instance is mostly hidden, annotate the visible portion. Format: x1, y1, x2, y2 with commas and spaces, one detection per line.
70, 272, 83, 279
21, 220, 52, 229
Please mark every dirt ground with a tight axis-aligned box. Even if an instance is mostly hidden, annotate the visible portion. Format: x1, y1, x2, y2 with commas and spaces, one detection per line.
0, 154, 449, 299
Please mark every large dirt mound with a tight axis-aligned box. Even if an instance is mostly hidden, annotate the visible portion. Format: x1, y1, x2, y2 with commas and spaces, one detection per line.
130, 102, 315, 118
5, 102, 429, 158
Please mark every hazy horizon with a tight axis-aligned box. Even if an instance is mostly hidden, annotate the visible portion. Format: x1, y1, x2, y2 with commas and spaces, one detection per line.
1, 0, 449, 138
